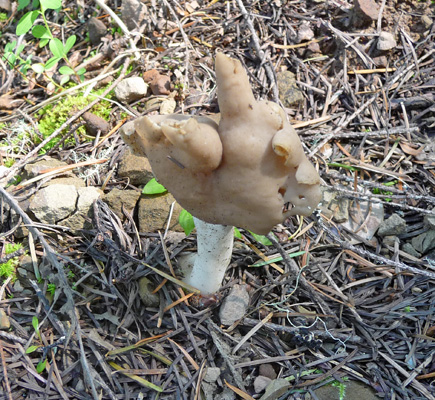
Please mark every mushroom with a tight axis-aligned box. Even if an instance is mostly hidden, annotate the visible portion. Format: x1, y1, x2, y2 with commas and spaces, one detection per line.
121, 53, 321, 294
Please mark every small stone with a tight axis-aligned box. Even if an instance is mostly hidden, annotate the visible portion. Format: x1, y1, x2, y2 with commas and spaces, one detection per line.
103, 188, 141, 221
160, 98, 176, 114
203, 367, 221, 383
29, 184, 78, 224
259, 364, 277, 380
421, 15, 433, 30
297, 24, 314, 43
87, 17, 107, 45
377, 31, 396, 51
254, 376, 272, 393
44, 176, 86, 188
149, 74, 171, 96
121, 0, 147, 31
377, 214, 407, 237
260, 378, 291, 400
13, 279, 24, 293
23, 158, 69, 180
307, 42, 321, 54
411, 230, 435, 254
143, 69, 160, 83
424, 215, 435, 230
138, 277, 160, 307
82, 112, 110, 137
0, 0, 11, 11
118, 150, 154, 186
402, 243, 421, 258
0, 309, 10, 330
277, 70, 304, 107
373, 56, 388, 67
219, 284, 250, 326
329, 197, 349, 223
115, 77, 148, 103
138, 192, 183, 232
383, 235, 397, 247
353, 0, 379, 23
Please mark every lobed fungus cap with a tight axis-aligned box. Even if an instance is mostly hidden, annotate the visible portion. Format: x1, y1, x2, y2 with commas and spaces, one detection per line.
121, 53, 321, 235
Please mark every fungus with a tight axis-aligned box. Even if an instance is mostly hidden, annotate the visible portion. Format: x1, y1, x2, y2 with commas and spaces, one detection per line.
121, 53, 321, 294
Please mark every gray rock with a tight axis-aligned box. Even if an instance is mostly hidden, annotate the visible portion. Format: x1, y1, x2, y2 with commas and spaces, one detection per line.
82, 112, 110, 136
297, 24, 314, 43
203, 367, 221, 383
121, 0, 147, 31
138, 193, 183, 232
402, 242, 421, 258
103, 188, 141, 221
23, 158, 69, 180
160, 98, 176, 114
424, 215, 435, 230
138, 277, 160, 307
254, 376, 272, 393
87, 17, 107, 45
201, 381, 218, 400
353, 0, 379, 24
329, 197, 350, 223
259, 364, 277, 380
44, 176, 86, 188
60, 187, 102, 233
219, 284, 249, 326
118, 150, 154, 185
0, 0, 11, 11
277, 71, 304, 107
0, 309, 10, 330
114, 77, 148, 103
260, 378, 290, 400
13, 279, 24, 293
377, 31, 396, 51
30, 184, 78, 224
314, 380, 378, 400
383, 235, 397, 247
411, 230, 435, 254
215, 387, 236, 400
377, 214, 406, 237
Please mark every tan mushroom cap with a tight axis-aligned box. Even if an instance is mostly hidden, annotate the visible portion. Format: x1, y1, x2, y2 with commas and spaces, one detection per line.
121, 53, 321, 235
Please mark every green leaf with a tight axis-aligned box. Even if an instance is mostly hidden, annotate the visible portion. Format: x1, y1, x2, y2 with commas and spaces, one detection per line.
76, 67, 86, 75
5, 41, 17, 53
59, 65, 74, 75
64, 35, 76, 54
59, 75, 70, 86
16, 10, 39, 35
39, 38, 49, 48
40, 0, 61, 10
32, 316, 39, 333
18, 0, 31, 10
36, 359, 47, 374
44, 56, 60, 70
250, 231, 272, 246
32, 25, 50, 39
26, 345, 40, 354
49, 38, 64, 58
142, 178, 167, 195
179, 209, 195, 236
233, 227, 242, 239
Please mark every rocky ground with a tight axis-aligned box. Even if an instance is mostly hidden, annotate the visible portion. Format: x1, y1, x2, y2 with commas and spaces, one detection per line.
1, 0, 435, 399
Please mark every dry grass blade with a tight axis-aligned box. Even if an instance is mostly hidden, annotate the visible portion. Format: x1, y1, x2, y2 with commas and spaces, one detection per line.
107, 361, 163, 392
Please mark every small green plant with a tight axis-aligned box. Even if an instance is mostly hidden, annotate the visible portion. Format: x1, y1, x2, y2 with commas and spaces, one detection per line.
331, 377, 349, 400
0, 12, 8, 21
0, 243, 24, 282
142, 178, 167, 195
15, 0, 85, 85
47, 283, 56, 295
37, 88, 111, 152
372, 180, 397, 202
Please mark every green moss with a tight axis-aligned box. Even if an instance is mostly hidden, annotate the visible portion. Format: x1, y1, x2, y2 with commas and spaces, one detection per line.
0, 13, 7, 21
0, 243, 24, 282
37, 87, 112, 152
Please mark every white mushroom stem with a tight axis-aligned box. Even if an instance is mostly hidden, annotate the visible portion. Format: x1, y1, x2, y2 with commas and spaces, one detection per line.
183, 217, 234, 294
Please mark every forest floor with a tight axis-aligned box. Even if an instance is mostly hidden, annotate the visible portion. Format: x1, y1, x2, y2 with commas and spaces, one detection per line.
1, 0, 435, 399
